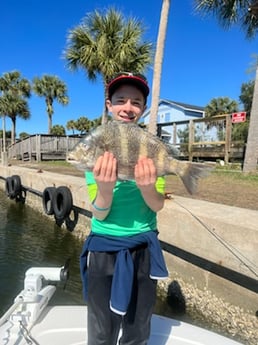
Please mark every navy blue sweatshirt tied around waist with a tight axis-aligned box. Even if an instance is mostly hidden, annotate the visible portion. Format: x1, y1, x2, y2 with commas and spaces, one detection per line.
80, 230, 168, 315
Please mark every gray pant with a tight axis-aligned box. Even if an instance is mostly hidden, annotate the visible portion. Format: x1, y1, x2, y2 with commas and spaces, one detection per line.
87, 247, 157, 345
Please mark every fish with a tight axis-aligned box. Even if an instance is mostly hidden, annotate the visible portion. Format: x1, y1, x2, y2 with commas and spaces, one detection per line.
67, 121, 213, 194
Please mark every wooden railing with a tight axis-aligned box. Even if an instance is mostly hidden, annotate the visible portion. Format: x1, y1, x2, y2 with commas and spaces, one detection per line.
7, 134, 81, 162
157, 114, 245, 163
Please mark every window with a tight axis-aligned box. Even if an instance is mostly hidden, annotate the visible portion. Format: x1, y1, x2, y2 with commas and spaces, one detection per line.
165, 112, 170, 122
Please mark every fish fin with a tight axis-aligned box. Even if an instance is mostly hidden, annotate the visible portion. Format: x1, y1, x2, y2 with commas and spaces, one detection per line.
178, 162, 214, 194
164, 143, 180, 158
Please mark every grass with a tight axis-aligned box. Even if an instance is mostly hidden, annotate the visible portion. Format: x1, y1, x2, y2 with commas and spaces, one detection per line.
38, 160, 72, 167
213, 168, 258, 182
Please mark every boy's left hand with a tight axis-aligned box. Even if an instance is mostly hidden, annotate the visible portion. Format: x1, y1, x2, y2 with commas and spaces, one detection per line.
134, 157, 157, 188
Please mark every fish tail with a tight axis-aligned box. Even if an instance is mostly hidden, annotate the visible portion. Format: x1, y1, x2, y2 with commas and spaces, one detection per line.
174, 161, 213, 194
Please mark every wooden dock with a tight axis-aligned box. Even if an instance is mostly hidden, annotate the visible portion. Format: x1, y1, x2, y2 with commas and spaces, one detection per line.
7, 134, 81, 162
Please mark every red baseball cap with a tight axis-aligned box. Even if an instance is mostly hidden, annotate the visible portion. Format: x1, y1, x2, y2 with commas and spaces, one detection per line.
107, 72, 149, 103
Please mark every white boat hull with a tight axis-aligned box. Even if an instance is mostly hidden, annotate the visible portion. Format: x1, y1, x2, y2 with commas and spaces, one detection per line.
0, 266, 243, 345
1, 305, 243, 345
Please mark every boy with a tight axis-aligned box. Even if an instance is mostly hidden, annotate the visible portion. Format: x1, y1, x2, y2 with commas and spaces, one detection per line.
80, 72, 168, 345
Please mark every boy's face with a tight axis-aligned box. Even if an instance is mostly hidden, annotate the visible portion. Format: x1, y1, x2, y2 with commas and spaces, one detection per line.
106, 84, 146, 123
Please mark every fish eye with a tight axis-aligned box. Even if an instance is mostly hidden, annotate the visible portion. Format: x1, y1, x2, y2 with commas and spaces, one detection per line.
82, 143, 90, 150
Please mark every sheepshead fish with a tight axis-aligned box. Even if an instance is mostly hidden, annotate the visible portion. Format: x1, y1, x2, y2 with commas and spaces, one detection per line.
67, 121, 213, 194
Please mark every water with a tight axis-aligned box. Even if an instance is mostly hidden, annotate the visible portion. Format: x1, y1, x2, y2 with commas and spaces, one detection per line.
0, 190, 84, 314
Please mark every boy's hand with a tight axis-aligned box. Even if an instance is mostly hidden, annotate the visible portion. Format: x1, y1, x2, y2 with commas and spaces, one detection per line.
134, 157, 157, 189
93, 152, 117, 193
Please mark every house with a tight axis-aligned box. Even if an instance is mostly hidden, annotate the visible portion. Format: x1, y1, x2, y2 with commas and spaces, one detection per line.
142, 99, 205, 143
143, 99, 205, 124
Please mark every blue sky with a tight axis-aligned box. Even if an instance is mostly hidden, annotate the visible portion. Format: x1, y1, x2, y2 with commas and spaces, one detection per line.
1, 0, 258, 136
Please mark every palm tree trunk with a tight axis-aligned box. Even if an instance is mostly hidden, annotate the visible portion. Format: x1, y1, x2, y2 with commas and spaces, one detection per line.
148, 0, 171, 135
243, 65, 258, 172
48, 115, 52, 134
2, 116, 6, 152
102, 83, 108, 124
11, 117, 16, 144
46, 99, 53, 134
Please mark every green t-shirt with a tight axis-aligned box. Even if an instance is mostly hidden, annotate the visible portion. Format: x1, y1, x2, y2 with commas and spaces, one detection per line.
85, 172, 165, 237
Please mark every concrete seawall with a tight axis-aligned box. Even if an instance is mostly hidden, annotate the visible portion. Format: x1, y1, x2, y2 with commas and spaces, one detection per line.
0, 165, 257, 318
158, 197, 258, 314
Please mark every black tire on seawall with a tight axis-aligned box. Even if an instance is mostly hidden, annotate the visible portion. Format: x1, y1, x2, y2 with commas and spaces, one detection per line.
42, 187, 56, 215
6, 175, 22, 199
5, 177, 12, 197
52, 186, 73, 220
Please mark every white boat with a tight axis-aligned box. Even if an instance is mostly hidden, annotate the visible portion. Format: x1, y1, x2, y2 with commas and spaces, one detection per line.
0, 265, 243, 345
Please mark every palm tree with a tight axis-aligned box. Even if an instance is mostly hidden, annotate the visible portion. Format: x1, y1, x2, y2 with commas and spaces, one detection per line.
205, 97, 239, 118
0, 71, 31, 145
240, 80, 254, 116
75, 116, 92, 134
50, 125, 66, 135
64, 8, 152, 124
32, 75, 69, 134
91, 116, 104, 129
204, 97, 239, 139
148, 0, 171, 135
0, 93, 30, 144
66, 120, 77, 134
195, 0, 258, 172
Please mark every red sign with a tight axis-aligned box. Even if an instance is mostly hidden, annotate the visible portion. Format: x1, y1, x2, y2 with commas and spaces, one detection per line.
231, 112, 246, 123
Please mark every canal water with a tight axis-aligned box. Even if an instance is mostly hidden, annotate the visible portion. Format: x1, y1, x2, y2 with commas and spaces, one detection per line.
0, 189, 84, 315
